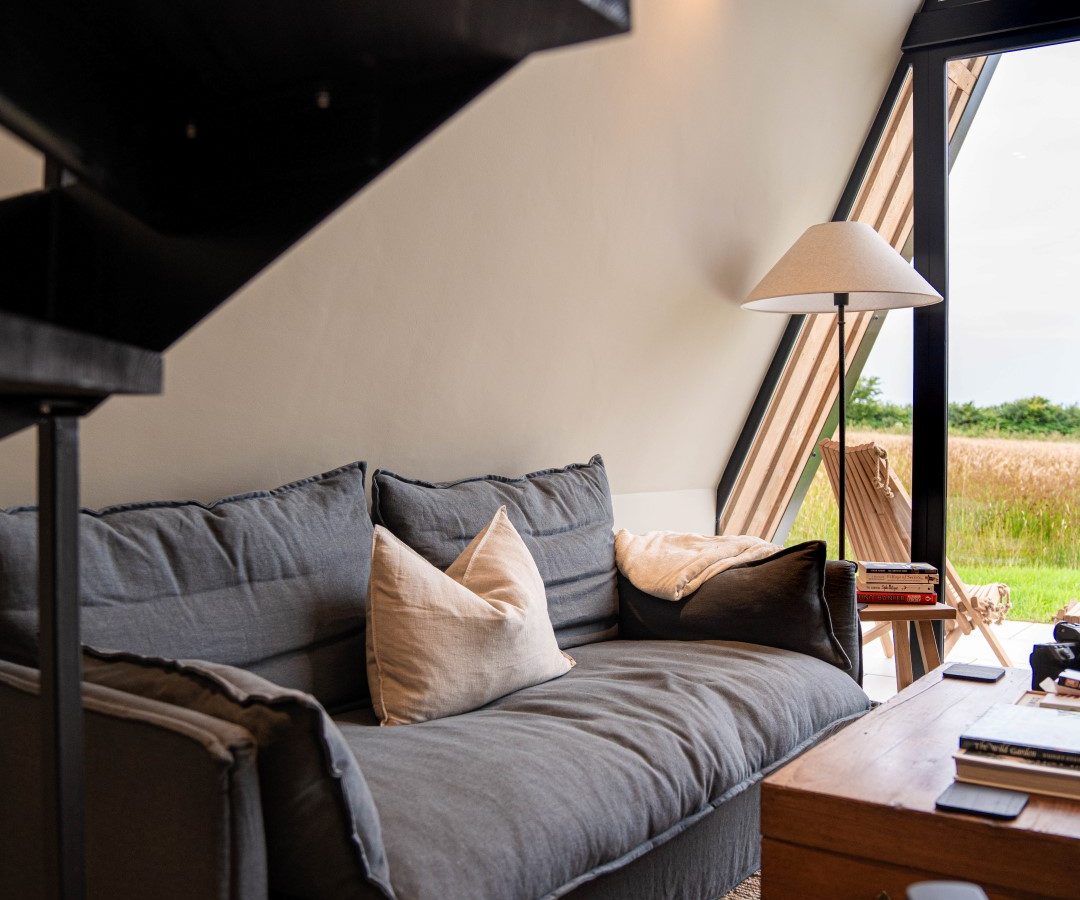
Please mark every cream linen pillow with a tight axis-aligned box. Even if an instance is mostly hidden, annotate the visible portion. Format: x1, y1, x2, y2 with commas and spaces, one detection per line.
366, 506, 575, 725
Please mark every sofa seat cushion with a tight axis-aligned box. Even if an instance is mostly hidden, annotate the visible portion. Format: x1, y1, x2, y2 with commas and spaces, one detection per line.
334, 639, 870, 900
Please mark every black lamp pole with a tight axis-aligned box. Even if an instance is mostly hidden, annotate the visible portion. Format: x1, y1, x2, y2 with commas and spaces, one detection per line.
835, 292, 849, 561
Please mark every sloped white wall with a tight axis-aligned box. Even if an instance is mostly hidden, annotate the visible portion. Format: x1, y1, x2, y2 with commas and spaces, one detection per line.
0, 0, 919, 533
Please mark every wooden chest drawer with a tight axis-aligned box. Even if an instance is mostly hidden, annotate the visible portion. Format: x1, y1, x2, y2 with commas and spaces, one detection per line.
762, 838, 1054, 900
759, 670, 1080, 900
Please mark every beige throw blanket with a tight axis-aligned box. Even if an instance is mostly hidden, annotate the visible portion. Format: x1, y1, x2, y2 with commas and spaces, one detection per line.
614, 530, 781, 601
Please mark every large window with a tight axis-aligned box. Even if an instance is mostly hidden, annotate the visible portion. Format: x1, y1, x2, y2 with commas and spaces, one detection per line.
945, 42, 1080, 623
719, 57, 993, 549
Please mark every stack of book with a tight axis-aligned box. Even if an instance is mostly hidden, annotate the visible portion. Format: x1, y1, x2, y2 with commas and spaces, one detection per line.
856, 561, 939, 604
953, 702, 1080, 801
1055, 669, 1080, 697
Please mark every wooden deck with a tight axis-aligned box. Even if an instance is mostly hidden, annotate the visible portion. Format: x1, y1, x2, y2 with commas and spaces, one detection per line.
862, 619, 1054, 703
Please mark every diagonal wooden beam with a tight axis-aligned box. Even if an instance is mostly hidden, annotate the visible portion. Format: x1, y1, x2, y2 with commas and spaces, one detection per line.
719, 56, 990, 540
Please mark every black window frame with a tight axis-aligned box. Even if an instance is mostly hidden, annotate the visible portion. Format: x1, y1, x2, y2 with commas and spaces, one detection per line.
906, 1, 1080, 670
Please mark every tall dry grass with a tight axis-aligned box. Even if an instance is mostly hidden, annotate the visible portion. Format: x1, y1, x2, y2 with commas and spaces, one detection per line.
847, 431, 1080, 569
788, 432, 1080, 620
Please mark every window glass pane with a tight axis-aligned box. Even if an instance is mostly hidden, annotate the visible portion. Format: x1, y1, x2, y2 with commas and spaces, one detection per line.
947, 44, 1080, 642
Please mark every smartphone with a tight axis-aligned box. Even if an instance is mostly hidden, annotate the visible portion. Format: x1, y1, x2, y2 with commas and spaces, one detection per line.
935, 781, 1027, 820
942, 663, 1005, 683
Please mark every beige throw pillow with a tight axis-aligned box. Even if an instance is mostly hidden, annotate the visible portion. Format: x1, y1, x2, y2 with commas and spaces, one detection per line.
366, 506, 574, 725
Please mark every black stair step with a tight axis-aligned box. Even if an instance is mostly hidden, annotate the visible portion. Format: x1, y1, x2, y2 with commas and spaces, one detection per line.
0, 310, 162, 399
0, 1, 629, 421
0, 1, 630, 233
0, 185, 269, 352
0, 309, 161, 441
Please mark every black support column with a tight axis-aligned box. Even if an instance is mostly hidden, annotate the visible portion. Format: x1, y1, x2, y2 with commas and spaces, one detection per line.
911, 48, 951, 676
38, 410, 85, 900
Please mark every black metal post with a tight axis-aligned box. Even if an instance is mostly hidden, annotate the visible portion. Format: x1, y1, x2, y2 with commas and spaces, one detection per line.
835, 292, 849, 561
911, 48, 951, 675
38, 410, 85, 899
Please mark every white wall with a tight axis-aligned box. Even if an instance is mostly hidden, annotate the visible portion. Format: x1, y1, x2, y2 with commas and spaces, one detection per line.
0, 0, 919, 533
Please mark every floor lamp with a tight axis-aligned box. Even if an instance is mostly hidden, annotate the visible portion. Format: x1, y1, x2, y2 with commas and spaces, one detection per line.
742, 221, 941, 560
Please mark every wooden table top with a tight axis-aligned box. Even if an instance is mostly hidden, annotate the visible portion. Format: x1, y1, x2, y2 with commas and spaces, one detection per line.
762, 667, 1080, 895
858, 601, 957, 621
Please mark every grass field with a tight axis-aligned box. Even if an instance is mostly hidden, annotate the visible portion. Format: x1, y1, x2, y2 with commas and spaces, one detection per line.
786, 431, 1080, 623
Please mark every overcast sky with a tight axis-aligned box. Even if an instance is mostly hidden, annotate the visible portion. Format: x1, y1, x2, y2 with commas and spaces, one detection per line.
866, 41, 1080, 405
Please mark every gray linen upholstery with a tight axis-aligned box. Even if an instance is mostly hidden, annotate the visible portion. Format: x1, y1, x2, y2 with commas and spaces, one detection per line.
0, 462, 373, 710
371, 455, 618, 648
823, 559, 862, 684
618, 541, 851, 670
563, 776, 760, 900
82, 649, 394, 900
565, 708, 861, 900
0, 659, 266, 900
334, 639, 870, 900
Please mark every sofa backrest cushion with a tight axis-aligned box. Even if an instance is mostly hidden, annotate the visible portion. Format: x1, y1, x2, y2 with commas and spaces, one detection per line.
0, 462, 373, 711
371, 455, 618, 649
81, 649, 394, 900
823, 559, 862, 683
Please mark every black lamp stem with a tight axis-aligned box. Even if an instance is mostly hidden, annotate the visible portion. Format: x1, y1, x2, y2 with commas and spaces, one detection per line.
835, 292, 848, 561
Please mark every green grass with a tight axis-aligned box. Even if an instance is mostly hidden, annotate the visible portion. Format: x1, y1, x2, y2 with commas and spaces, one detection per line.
786, 430, 1080, 623
954, 565, 1080, 624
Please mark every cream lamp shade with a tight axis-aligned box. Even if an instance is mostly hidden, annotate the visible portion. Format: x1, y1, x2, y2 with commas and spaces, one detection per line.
740, 220, 941, 562
742, 221, 942, 313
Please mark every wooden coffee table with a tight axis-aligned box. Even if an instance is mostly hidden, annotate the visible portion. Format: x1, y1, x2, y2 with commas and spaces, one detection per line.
761, 667, 1080, 899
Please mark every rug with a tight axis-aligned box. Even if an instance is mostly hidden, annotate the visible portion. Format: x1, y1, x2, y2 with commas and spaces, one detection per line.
720, 872, 760, 899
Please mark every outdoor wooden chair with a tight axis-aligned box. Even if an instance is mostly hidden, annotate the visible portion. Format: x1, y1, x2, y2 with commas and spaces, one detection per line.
819, 439, 1012, 667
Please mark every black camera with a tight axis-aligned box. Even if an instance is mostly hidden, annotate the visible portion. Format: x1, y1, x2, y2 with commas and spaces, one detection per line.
1030, 630, 1080, 691
1054, 621, 1080, 644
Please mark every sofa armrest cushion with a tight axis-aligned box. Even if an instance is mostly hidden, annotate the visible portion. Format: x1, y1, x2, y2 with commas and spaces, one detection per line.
0, 659, 266, 900
618, 540, 851, 670
82, 648, 395, 900
823, 559, 861, 684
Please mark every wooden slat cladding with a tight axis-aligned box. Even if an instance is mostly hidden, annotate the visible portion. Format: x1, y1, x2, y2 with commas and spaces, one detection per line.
719, 57, 987, 539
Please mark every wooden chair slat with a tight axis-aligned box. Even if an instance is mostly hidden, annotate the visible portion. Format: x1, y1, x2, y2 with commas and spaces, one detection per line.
818, 439, 1011, 667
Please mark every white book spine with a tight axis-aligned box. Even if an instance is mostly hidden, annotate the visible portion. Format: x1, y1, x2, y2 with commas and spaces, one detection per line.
859, 572, 940, 585
857, 581, 938, 594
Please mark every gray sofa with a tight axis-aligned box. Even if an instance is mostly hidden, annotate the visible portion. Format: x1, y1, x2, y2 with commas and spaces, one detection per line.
0, 456, 870, 900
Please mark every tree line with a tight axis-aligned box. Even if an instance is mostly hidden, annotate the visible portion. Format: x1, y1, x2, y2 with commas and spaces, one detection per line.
850, 376, 1080, 437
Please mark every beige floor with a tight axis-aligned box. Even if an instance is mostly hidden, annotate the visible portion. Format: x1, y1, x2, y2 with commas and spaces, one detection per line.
861, 618, 1055, 703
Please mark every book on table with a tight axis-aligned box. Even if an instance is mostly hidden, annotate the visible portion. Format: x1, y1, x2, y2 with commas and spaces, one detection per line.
856, 590, 938, 605
856, 561, 939, 603
959, 703, 1080, 768
856, 580, 939, 593
953, 748, 1080, 801
857, 561, 939, 582
860, 574, 940, 586
1058, 669, 1080, 693
953, 702, 1080, 801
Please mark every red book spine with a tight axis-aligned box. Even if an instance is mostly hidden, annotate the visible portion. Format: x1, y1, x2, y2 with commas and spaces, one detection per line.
857, 591, 938, 604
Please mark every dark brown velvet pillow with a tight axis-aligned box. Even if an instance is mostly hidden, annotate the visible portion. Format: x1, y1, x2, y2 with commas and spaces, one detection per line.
618, 540, 851, 670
